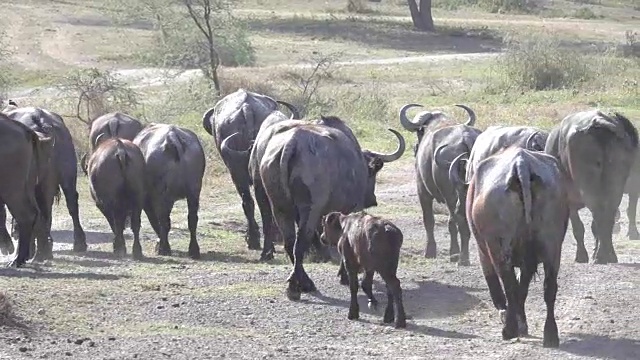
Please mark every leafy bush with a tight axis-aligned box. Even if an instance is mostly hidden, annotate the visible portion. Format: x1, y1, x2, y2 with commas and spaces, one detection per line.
572, 7, 599, 19
488, 32, 591, 91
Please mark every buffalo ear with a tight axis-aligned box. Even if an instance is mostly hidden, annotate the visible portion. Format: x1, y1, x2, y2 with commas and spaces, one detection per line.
368, 157, 384, 175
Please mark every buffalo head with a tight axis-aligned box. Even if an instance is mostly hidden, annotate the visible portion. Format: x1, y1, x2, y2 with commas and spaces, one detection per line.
361, 128, 406, 207
319, 211, 345, 247
400, 103, 477, 149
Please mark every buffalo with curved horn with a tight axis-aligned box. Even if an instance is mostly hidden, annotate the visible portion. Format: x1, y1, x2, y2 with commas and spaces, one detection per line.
202, 89, 300, 251
400, 103, 481, 265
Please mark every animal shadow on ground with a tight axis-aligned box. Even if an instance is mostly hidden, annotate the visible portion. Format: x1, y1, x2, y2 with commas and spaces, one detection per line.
56, 249, 186, 266
0, 266, 128, 281
248, 17, 503, 54
51, 230, 112, 245
616, 263, 640, 269
304, 280, 479, 339
561, 333, 640, 360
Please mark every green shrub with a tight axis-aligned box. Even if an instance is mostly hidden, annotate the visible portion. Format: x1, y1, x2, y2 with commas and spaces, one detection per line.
572, 7, 599, 19
489, 32, 591, 91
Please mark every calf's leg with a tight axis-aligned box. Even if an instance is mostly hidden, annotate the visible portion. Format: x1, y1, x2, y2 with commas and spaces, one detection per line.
347, 261, 360, 321
337, 260, 349, 286
361, 270, 377, 310
380, 270, 406, 329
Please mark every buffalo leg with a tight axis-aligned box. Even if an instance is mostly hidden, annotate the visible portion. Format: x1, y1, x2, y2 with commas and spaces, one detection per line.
627, 192, 640, 240
60, 183, 87, 253
5, 192, 39, 268
130, 208, 143, 260
418, 185, 436, 258
542, 260, 560, 348
380, 272, 406, 329
497, 260, 520, 341
186, 194, 201, 260
570, 210, 588, 263
592, 208, 618, 264
516, 265, 535, 337
112, 209, 127, 258
0, 204, 14, 255
143, 199, 161, 238
230, 173, 260, 250
456, 210, 472, 266
254, 181, 277, 261
447, 212, 460, 263
478, 246, 506, 310
287, 204, 319, 300
347, 261, 360, 321
155, 201, 174, 257
337, 260, 349, 286
361, 270, 377, 310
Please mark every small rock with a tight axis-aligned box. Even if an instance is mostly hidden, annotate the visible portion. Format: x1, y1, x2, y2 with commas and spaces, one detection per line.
610, 319, 615, 324
171, 303, 180, 308
157, 305, 165, 310
37, 309, 45, 315
572, 317, 581, 321
19, 347, 28, 352
108, 337, 116, 341
74, 338, 85, 345
65, 352, 72, 356
584, 295, 594, 300
174, 325, 179, 329
161, 297, 168, 301
88, 341, 96, 347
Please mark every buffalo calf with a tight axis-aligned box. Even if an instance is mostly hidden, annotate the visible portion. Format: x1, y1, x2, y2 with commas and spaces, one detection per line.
466, 147, 569, 347
87, 138, 145, 259
320, 211, 406, 328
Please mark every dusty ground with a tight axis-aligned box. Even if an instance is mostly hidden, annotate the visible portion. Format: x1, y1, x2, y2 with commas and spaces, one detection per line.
0, 157, 639, 360
1, 0, 639, 359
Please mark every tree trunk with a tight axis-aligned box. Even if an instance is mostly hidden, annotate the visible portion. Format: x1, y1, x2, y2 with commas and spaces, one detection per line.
407, 0, 435, 32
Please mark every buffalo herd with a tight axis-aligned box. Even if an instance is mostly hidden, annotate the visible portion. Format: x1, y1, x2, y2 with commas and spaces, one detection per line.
1, 89, 639, 348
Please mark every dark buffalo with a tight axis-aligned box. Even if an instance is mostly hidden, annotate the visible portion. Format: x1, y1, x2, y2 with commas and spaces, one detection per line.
133, 123, 206, 259
202, 89, 299, 250
545, 109, 639, 264
320, 211, 407, 328
81, 112, 144, 173
465, 126, 548, 183
466, 146, 569, 347
621, 154, 640, 239
399, 103, 480, 264
259, 116, 405, 300
87, 138, 146, 259
0, 112, 54, 267
2, 104, 87, 253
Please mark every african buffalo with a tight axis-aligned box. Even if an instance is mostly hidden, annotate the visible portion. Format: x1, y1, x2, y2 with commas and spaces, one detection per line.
2, 104, 87, 253
258, 116, 405, 300
399, 103, 480, 264
465, 126, 548, 183
81, 112, 144, 173
621, 154, 640, 239
133, 124, 206, 259
0, 112, 54, 267
202, 89, 300, 250
545, 109, 639, 264
320, 211, 407, 328
466, 146, 569, 348
87, 138, 145, 259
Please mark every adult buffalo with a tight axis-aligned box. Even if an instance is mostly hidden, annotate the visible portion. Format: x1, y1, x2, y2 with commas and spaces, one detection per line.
87, 138, 146, 259
81, 112, 144, 173
464, 126, 548, 183
133, 123, 206, 259
0, 113, 54, 267
466, 146, 569, 347
258, 116, 405, 300
202, 89, 299, 250
2, 104, 87, 253
399, 103, 480, 265
545, 109, 639, 264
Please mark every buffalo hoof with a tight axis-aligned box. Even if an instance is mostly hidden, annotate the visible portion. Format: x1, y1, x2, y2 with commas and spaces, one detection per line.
6, 258, 25, 268
155, 243, 172, 257
543, 334, 560, 348
300, 278, 317, 293
628, 230, 640, 240
73, 239, 88, 252
575, 249, 589, 264
395, 318, 407, 329
32, 251, 53, 263
348, 307, 359, 320
458, 257, 471, 267
593, 250, 618, 264
612, 222, 621, 235
424, 243, 436, 259
367, 299, 378, 311
286, 286, 301, 301
383, 308, 395, 323
502, 323, 519, 341
114, 248, 127, 259
188, 245, 201, 260
449, 253, 459, 263
517, 315, 529, 336
259, 250, 275, 262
